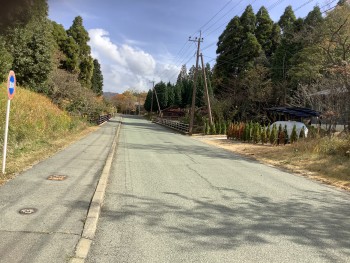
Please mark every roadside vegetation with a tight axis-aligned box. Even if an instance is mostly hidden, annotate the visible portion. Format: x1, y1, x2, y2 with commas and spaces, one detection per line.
0, 85, 94, 184
201, 133, 350, 190
0, 1, 114, 183
141, 1, 350, 190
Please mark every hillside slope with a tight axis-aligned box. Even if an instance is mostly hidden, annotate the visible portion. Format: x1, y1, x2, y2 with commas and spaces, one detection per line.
0, 84, 90, 183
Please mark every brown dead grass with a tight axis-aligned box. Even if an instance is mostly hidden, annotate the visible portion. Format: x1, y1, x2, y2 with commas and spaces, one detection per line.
196, 136, 350, 192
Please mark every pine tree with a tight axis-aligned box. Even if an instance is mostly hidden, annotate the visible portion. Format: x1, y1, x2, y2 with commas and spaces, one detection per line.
206, 119, 211, 135
67, 16, 93, 88
283, 125, 289, 145
255, 6, 274, 57
222, 122, 227, 135
266, 124, 271, 142
154, 81, 168, 109
277, 124, 283, 145
210, 123, 216, 135
252, 123, 259, 143
91, 59, 103, 95
270, 124, 277, 145
144, 89, 153, 112
290, 124, 298, 144
260, 126, 266, 144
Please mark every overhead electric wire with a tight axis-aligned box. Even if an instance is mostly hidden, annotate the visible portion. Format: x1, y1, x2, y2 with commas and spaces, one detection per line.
196, 0, 233, 33
201, 0, 245, 35
203, 0, 259, 38
294, 0, 315, 12
267, 0, 287, 11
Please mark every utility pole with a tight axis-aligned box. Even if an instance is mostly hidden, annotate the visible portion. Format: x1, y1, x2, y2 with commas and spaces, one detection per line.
200, 53, 213, 126
189, 31, 203, 135
151, 84, 154, 115
150, 80, 161, 117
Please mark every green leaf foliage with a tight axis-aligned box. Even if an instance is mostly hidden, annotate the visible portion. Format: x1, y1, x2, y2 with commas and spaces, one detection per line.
91, 59, 103, 95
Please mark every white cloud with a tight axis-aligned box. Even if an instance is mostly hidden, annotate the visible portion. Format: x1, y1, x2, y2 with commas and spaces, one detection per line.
88, 28, 180, 93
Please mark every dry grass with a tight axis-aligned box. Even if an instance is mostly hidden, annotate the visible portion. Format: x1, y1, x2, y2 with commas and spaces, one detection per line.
0, 84, 94, 185
197, 136, 350, 191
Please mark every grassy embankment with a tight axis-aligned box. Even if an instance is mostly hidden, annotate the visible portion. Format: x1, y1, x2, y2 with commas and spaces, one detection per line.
0, 84, 93, 184
202, 134, 350, 191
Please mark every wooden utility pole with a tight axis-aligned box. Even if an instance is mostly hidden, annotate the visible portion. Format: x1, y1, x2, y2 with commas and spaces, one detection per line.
150, 81, 154, 114
150, 80, 161, 116
189, 31, 203, 135
200, 53, 213, 126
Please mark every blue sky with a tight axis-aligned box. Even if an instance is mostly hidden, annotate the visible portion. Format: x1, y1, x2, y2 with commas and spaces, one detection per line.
48, 0, 334, 93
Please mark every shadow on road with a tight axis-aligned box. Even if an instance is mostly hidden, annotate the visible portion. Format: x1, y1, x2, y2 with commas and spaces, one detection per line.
102, 189, 350, 262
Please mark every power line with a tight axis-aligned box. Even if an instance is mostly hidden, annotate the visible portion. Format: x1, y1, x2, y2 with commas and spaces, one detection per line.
267, 0, 287, 10
294, 0, 316, 12
201, 0, 245, 35
197, 0, 233, 32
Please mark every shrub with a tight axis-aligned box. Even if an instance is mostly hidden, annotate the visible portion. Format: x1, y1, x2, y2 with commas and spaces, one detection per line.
206, 119, 211, 135
270, 124, 277, 145
300, 126, 305, 139
210, 123, 216, 135
222, 122, 227, 135
284, 125, 289, 145
261, 126, 266, 145
266, 124, 270, 142
253, 123, 260, 144
290, 124, 298, 144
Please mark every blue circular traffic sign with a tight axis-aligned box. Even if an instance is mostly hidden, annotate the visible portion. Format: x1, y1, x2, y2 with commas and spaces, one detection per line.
7, 70, 16, 100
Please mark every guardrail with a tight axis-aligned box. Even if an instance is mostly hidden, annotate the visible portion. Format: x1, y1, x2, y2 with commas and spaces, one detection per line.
88, 113, 112, 125
155, 118, 189, 134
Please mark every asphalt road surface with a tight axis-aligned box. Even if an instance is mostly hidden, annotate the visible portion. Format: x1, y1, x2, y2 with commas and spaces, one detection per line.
0, 118, 120, 263
87, 116, 350, 263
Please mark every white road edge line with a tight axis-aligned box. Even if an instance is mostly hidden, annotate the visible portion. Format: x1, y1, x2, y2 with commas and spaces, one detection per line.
70, 117, 122, 263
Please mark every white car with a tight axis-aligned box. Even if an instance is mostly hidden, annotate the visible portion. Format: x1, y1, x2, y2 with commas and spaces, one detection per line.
270, 121, 308, 138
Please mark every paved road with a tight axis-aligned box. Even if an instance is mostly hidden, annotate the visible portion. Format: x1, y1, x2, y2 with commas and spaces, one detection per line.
0, 118, 121, 263
87, 116, 350, 263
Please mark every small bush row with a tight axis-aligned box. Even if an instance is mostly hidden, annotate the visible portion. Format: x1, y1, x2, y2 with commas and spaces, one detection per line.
226, 121, 305, 145
203, 119, 227, 135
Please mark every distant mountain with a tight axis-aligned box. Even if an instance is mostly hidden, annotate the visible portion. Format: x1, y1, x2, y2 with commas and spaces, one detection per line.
103, 92, 118, 99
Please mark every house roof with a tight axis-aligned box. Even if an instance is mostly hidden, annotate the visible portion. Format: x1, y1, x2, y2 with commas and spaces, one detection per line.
266, 107, 321, 118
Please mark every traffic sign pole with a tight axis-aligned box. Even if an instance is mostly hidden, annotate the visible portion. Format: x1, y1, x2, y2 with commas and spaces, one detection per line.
2, 100, 11, 174
2, 70, 16, 174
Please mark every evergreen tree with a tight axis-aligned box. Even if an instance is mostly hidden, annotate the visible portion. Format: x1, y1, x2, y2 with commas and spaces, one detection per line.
210, 123, 216, 135
91, 59, 103, 95
0, 0, 48, 34
261, 126, 266, 144
214, 16, 242, 94
67, 16, 94, 88
277, 124, 283, 145
290, 124, 298, 143
154, 81, 168, 109
241, 5, 256, 34
255, 6, 274, 57
222, 122, 227, 135
61, 36, 80, 72
0, 36, 13, 82
270, 124, 277, 145
144, 89, 153, 112
283, 125, 289, 144
253, 123, 260, 144
10, 16, 53, 93
206, 119, 211, 135
266, 124, 271, 141
278, 6, 297, 35
167, 82, 175, 107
